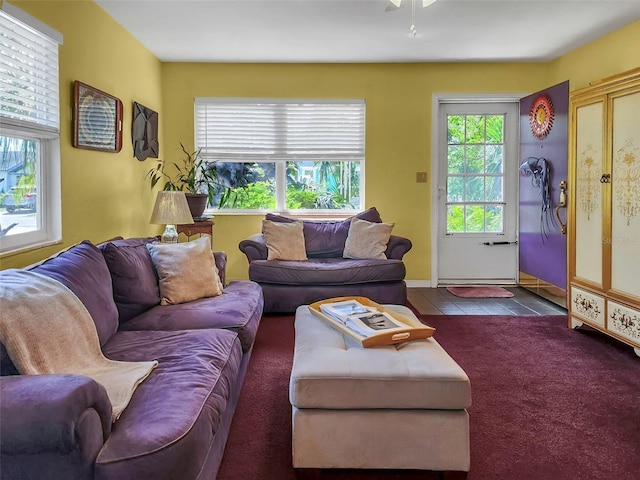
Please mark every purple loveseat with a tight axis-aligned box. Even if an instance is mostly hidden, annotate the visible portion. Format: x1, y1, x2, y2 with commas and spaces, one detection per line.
239, 208, 412, 313
0, 237, 264, 480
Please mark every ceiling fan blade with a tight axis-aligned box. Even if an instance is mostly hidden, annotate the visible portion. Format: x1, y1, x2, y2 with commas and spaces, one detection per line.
385, 0, 436, 12
385, 0, 403, 12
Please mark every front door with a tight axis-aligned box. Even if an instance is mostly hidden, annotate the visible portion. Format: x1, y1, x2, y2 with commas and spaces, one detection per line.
437, 102, 519, 284
518, 81, 569, 302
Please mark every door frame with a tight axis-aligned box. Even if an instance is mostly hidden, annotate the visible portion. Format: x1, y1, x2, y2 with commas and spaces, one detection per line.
430, 93, 527, 287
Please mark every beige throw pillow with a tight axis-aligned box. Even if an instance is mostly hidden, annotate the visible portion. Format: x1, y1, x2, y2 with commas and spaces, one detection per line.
146, 236, 223, 305
262, 219, 307, 261
343, 217, 395, 260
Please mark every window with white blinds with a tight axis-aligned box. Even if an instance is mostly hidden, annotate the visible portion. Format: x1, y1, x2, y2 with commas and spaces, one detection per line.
0, 3, 62, 254
0, 9, 60, 130
194, 98, 365, 212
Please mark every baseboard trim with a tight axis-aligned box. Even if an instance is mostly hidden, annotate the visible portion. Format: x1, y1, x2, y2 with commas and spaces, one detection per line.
406, 280, 433, 288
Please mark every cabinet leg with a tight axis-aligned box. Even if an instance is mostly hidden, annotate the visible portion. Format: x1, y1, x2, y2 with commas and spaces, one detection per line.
570, 318, 584, 329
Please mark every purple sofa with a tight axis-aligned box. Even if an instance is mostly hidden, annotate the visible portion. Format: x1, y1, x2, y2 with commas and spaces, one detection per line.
239, 208, 412, 313
0, 237, 264, 480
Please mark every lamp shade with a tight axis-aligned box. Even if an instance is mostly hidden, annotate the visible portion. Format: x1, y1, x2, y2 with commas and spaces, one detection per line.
150, 191, 194, 225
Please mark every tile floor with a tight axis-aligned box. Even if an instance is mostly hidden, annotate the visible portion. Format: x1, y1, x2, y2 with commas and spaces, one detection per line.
408, 286, 568, 316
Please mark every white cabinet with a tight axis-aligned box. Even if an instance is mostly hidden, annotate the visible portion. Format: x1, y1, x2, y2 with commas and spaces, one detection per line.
569, 67, 640, 356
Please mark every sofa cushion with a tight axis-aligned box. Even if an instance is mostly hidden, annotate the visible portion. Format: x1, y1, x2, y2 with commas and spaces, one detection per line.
118, 281, 263, 353
96, 328, 242, 480
259, 282, 408, 314
146, 237, 223, 305
28, 241, 118, 346
248, 258, 406, 286
101, 242, 160, 323
266, 206, 383, 258
262, 219, 307, 261
343, 217, 395, 260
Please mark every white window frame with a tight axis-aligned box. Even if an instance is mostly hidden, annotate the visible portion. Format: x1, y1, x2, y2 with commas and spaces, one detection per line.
0, 2, 62, 256
194, 98, 365, 215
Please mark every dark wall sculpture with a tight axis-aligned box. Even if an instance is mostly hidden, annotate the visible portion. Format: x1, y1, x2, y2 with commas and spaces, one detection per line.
132, 102, 159, 161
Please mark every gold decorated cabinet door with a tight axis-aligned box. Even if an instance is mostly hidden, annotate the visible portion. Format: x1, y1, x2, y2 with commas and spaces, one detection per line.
569, 68, 640, 357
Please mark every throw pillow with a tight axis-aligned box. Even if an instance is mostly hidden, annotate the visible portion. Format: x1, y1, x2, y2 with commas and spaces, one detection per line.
265, 207, 383, 257
343, 217, 395, 260
262, 219, 307, 261
146, 236, 223, 305
101, 242, 161, 322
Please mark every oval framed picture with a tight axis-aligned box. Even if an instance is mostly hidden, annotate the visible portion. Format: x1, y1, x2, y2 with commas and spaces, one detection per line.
73, 81, 123, 152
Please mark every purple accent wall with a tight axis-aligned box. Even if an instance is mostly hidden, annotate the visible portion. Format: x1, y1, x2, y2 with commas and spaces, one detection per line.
519, 81, 569, 289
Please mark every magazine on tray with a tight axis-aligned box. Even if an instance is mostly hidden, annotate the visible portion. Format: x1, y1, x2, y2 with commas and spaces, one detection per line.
319, 299, 406, 338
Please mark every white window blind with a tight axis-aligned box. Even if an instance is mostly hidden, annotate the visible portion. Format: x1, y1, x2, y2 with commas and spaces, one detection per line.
195, 99, 365, 160
0, 9, 60, 130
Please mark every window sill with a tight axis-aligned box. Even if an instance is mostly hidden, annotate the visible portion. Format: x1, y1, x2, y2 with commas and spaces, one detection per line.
0, 238, 63, 259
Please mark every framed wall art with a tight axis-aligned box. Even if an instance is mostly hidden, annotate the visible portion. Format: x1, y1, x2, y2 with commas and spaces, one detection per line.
73, 81, 123, 152
132, 101, 159, 161
529, 94, 555, 139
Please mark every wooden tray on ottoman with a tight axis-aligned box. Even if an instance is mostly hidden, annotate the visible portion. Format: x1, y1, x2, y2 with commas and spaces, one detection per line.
308, 296, 435, 348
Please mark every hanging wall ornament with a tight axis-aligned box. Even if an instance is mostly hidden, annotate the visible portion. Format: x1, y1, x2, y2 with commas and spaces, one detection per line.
520, 156, 556, 242
132, 102, 159, 161
529, 94, 554, 139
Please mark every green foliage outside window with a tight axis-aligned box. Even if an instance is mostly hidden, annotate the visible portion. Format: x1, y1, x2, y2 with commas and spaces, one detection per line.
226, 181, 276, 210
1, 136, 37, 192
446, 114, 505, 233
216, 160, 360, 211
447, 205, 503, 234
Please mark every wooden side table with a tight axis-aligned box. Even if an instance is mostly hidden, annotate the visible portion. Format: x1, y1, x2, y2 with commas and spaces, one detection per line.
177, 219, 214, 247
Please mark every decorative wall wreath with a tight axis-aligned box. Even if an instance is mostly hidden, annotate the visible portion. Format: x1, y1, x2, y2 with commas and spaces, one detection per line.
529, 94, 554, 139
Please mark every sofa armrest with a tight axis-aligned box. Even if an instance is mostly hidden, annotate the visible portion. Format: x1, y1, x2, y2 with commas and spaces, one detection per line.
0, 375, 112, 455
239, 234, 268, 262
213, 251, 227, 287
385, 235, 413, 260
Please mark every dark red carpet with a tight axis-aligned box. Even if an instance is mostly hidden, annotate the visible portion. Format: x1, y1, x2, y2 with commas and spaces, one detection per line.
217, 313, 640, 480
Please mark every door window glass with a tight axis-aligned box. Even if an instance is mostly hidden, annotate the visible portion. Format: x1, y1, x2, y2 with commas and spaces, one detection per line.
446, 114, 505, 233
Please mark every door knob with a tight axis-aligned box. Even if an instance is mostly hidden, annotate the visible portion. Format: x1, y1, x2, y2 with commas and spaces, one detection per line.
600, 173, 611, 183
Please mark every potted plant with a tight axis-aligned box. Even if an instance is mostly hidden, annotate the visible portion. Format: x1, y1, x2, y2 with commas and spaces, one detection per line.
146, 143, 220, 219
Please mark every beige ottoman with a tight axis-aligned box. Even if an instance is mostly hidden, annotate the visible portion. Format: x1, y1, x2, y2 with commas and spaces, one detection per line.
289, 305, 471, 479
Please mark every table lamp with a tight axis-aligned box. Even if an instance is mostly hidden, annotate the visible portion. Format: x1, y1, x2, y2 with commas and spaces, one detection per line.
149, 191, 194, 243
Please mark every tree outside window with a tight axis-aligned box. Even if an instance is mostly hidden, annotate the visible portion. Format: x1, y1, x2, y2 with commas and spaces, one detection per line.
1, 136, 39, 237
446, 114, 505, 233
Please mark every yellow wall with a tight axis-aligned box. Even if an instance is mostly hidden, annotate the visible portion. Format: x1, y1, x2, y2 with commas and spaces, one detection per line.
163, 62, 547, 281
2, 1, 639, 282
550, 19, 640, 89
0, 0, 163, 269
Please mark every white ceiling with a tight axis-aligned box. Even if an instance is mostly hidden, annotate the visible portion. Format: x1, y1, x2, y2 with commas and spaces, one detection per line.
95, 0, 640, 63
